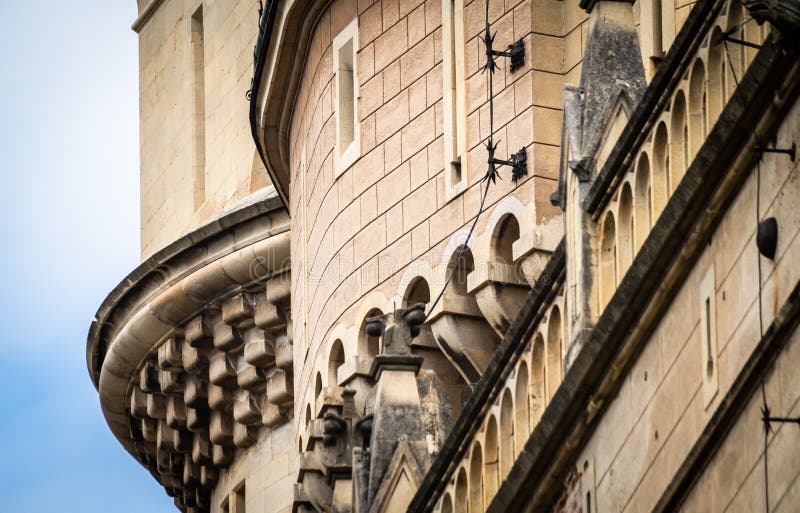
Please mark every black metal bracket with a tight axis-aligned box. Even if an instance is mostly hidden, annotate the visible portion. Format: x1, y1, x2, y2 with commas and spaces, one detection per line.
714, 26, 762, 50
484, 140, 527, 184
755, 142, 796, 162
489, 39, 526, 73
719, 34, 762, 50
762, 405, 800, 433
482, 26, 525, 74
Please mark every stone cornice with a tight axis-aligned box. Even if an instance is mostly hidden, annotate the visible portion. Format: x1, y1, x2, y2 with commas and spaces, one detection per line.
87, 195, 285, 388
132, 0, 166, 33
87, 195, 294, 511
250, 0, 332, 208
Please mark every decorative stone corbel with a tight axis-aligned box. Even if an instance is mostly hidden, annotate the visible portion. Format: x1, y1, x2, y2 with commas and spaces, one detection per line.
741, 0, 800, 46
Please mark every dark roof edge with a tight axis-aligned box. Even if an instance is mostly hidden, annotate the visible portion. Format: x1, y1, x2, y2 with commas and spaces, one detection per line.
248, 0, 288, 207
86, 195, 286, 389
408, 239, 567, 513
582, 0, 722, 214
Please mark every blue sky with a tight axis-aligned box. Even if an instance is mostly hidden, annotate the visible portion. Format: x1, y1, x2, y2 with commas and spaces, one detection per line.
0, 1, 173, 511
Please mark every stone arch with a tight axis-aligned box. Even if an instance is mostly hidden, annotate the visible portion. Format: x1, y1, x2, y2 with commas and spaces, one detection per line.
707, 26, 725, 127
530, 333, 546, 421
469, 443, 484, 513
688, 59, 707, 158
670, 90, 689, 189
499, 388, 514, 479
599, 211, 617, 310
634, 152, 652, 249
328, 339, 345, 387
455, 467, 468, 513
440, 243, 476, 301
483, 416, 499, 505
314, 372, 323, 403
514, 363, 530, 452
617, 183, 634, 276
724, 1, 744, 97
545, 306, 563, 401
490, 214, 521, 268
358, 308, 384, 357
441, 493, 454, 513
652, 121, 670, 216
395, 260, 437, 305
402, 275, 435, 345
403, 276, 432, 307
440, 229, 477, 268
479, 195, 532, 261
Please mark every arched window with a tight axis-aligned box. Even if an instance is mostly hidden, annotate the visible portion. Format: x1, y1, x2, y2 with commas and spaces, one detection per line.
314, 372, 323, 403
688, 60, 707, 157
599, 211, 617, 310
483, 416, 499, 504
455, 468, 468, 513
491, 214, 521, 270
404, 277, 431, 307
530, 333, 546, 421
707, 27, 725, 126
617, 183, 634, 276
328, 339, 345, 387
305, 403, 312, 429
725, 2, 744, 98
469, 443, 484, 513
514, 364, 530, 451
403, 277, 436, 347
359, 308, 383, 357
670, 91, 688, 189
545, 306, 562, 401
499, 389, 514, 479
441, 493, 454, 513
652, 122, 669, 216
634, 153, 652, 249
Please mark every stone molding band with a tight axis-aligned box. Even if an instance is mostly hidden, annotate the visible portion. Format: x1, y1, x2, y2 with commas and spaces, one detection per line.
132, 0, 166, 33
87, 196, 288, 457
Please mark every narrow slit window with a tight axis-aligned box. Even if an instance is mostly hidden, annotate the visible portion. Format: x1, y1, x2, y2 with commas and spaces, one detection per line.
191, 5, 206, 210
333, 20, 360, 176
641, 0, 664, 77
233, 483, 245, 513
442, 0, 468, 199
699, 266, 718, 408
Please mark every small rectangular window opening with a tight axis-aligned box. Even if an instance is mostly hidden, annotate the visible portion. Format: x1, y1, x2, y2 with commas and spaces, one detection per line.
338, 39, 355, 154
699, 266, 719, 408
191, 5, 206, 211
333, 20, 359, 176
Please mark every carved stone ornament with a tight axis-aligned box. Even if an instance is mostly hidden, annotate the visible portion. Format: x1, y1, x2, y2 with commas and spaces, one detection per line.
742, 0, 800, 46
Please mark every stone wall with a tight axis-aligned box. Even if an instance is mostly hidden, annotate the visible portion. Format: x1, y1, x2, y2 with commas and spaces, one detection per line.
211, 423, 297, 513
574, 96, 800, 513
137, 0, 269, 259
287, 0, 586, 448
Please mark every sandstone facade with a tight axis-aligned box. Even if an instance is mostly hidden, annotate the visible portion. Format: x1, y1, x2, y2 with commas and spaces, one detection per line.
87, 0, 800, 512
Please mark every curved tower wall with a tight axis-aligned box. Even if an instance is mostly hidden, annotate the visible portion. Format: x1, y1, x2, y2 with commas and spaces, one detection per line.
286, 0, 574, 450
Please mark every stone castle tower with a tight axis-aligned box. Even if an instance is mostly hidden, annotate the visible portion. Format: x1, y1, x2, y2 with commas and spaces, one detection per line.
87, 1, 800, 512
